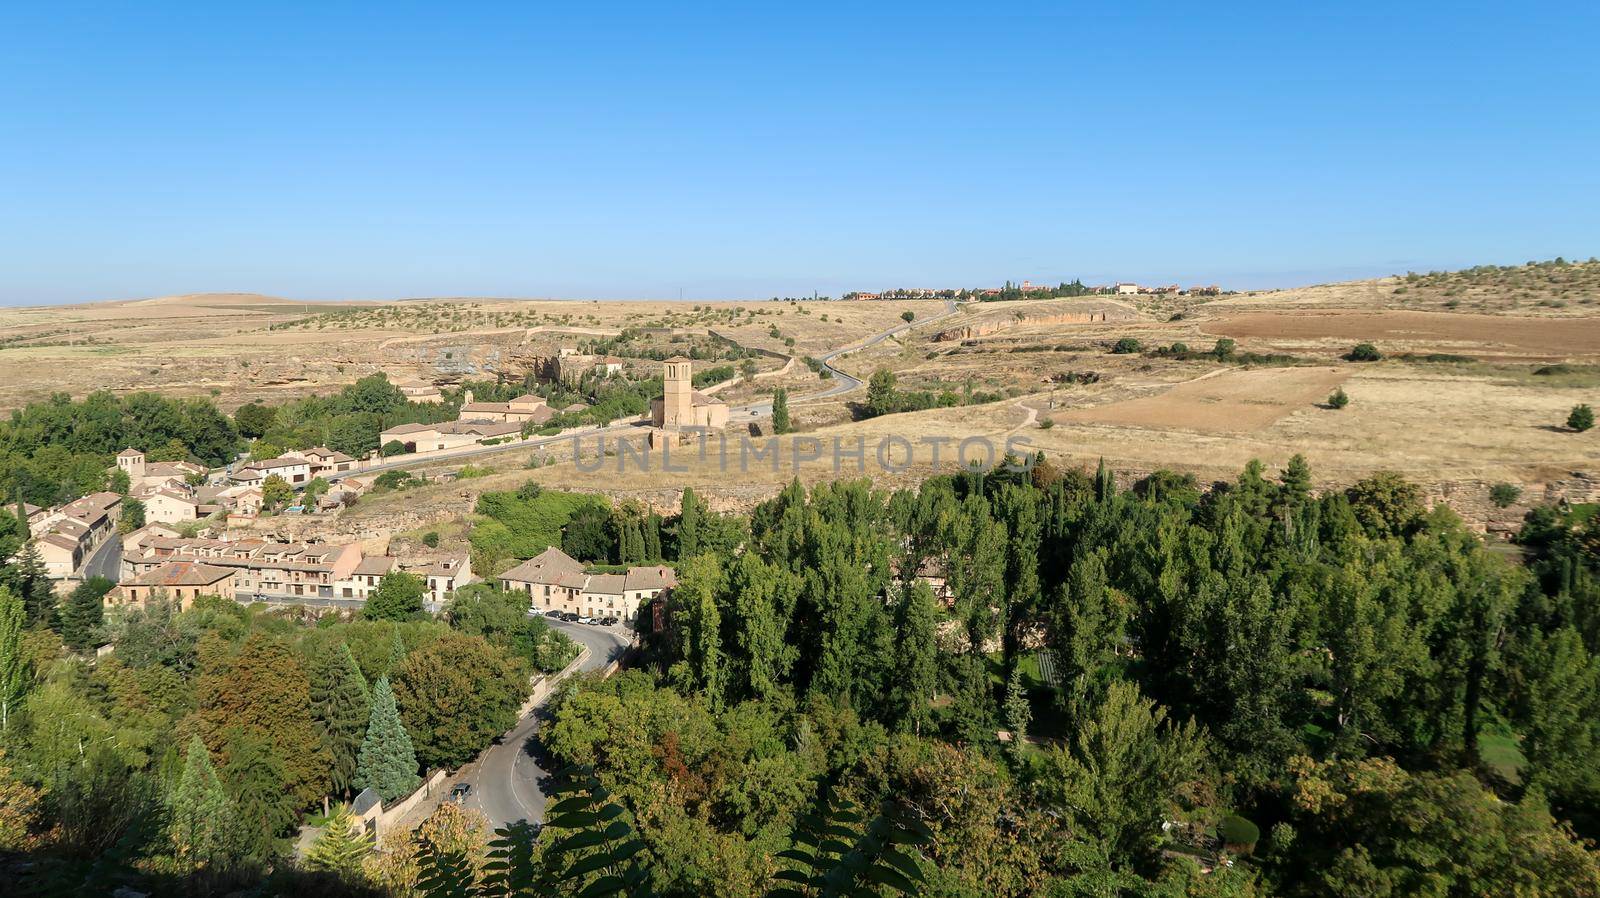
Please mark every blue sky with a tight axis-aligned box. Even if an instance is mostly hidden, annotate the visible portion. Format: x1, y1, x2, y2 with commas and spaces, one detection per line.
2, 2, 1597, 305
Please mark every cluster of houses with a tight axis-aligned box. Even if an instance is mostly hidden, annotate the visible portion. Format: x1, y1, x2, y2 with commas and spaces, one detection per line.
109, 535, 680, 627
26, 491, 124, 579
498, 546, 677, 622
111, 532, 476, 611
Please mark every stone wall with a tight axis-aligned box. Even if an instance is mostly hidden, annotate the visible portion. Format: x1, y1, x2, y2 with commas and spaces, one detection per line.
934, 302, 1139, 342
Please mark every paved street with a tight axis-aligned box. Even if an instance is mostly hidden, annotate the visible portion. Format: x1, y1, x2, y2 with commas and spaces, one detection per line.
463, 619, 631, 831
77, 532, 122, 582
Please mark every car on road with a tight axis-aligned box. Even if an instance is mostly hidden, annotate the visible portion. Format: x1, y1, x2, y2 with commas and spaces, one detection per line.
544, 609, 562, 618
600, 616, 618, 627
450, 783, 472, 803
560, 612, 580, 622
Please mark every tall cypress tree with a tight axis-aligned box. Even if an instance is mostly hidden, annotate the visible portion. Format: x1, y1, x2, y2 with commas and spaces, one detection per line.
888, 580, 937, 735
169, 736, 236, 868
0, 586, 27, 734
771, 388, 791, 434
676, 488, 703, 560
354, 676, 421, 802
643, 513, 663, 561
310, 641, 371, 796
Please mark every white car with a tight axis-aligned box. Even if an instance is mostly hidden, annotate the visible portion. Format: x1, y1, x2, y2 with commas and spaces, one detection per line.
578, 616, 594, 625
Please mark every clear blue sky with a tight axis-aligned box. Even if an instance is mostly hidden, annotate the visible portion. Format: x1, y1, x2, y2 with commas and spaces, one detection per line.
2, 2, 1597, 305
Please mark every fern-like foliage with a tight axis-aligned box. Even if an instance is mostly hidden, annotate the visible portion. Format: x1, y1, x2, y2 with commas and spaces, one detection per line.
769, 789, 933, 897
536, 766, 650, 898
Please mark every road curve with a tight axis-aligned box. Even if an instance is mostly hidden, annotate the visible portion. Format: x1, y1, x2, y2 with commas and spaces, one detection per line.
466, 619, 630, 831
801, 299, 961, 402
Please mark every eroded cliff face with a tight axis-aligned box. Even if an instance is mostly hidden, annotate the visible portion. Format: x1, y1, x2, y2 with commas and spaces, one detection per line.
934, 302, 1140, 342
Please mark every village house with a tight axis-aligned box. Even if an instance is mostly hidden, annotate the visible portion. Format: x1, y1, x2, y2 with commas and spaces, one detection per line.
456, 390, 554, 425
334, 555, 397, 601
499, 546, 676, 622
391, 375, 443, 404
28, 491, 123, 579
378, 420, 522, 454
402, 555, 474, 604
122, 522, 182, 556
115, 448, 206, 493
231, 455, 313, 486
141, 486, 202, 524
111, 561, 237, 612
297, 447, 358, 477
126, 537, 362, 600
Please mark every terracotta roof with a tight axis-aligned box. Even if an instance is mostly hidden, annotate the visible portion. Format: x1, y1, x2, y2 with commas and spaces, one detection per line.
246, 456, 310, 470
127, 560, 234, 587
117, 448, 143, 458
352, 556, 397, 577
381, 423, 436, 436
624, 566, 678, 592
39, 533, 80, 552
556, 571, 590, 589
583, 573, 627, 596
500, 546, 583, 584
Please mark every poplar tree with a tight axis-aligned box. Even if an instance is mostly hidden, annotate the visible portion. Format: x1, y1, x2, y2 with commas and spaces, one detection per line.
671, 554, 726, 708
771, 387, 791, 434
887, 580, 937, 734
354, 676, 421, 802
310, 641, 371, 796
675, 488, 703, 560
0, 587, 26, 733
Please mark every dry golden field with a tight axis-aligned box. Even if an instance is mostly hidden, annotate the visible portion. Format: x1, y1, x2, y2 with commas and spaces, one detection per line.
5, 266, 1598, 520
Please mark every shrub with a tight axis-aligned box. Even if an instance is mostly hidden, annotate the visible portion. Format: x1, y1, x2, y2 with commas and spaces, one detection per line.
421, 531, 440, 548
1038, 417, 1054, 430
1212, 338, 1236, 359
901, 311, 915, 323
1169, 342, 1189, 355
1534, 364, 1574, 376
1569, 404, 1595, 432
1111, 337, 1142, 354
380, 440, 407, 458
1328, 387, 1350, 409
1488, 483, 1522, 508
1219, 814, 1260, 851
1346, 342, 1383, 362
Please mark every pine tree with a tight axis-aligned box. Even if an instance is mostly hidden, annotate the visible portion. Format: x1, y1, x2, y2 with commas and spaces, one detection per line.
9, 543, 53, 628
59, 576, 112, 652
1279, 453, 1312, 507
354, 677, 421, 802
169, 736, 236, 868
304, 803, 374, 880
1003, 667, 1032, 760
771, 388, 792, 434
310, 641, 371, 796
0, 587, 26, 734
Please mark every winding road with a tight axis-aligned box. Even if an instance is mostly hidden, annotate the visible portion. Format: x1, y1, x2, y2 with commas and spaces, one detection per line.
464, 619, 631, 831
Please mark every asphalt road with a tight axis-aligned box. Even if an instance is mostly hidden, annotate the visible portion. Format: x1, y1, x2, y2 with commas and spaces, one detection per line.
802, 298, 961, 402
465, 619, 631, 831
78, 533, 122, 582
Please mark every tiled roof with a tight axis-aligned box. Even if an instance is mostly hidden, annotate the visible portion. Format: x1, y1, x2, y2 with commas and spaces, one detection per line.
583, 573, 627, 596
624, 566, 678, 592
127, 560, 234, 587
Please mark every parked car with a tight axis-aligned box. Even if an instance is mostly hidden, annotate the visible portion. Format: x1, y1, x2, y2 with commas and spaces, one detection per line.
544, 609, 562, 618
578, 616, 594, 625
450, 783, 472, 803
561, 612, 580, 622
601, 616, 619, 627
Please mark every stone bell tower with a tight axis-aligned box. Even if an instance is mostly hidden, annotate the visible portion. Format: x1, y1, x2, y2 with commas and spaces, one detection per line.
660, 357, 693, 428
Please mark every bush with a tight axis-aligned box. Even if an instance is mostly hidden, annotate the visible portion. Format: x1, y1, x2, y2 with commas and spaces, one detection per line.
1212, 338, 1236, 359
1111, 337, 1142, 354
1038, 417, 1054, 430
1328, 387, 1350, 409
1168, 342, 1189, 355
1219, 814, 1260, 850
421, 531, 440, 548
1534, 364, 1574, 376
1346, 342, 1383, 362
1488, 483, 1522, 508
1569, 404, 1595, 432
381, 440, 407, 458
901, 311, 915, 323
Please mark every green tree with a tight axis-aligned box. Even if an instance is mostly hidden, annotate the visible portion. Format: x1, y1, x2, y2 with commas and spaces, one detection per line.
1028, 680, 1206, 868
303, 802, 374, 881
675, 487, 703, 560
260, 473, 293, 512
233, 401, 278, 439
1328, 386, 1350, 409
727, 553, 796, 703
1003, 667, 1031, 761
1111, 337, 1142, 354
364, 571, 425, 621
0, 587, 29, 733
391, 633, 525, 768
168, 736, 237, 869
222, 728, 298, 859
901, 310, 915, 323
771, 387, 792, 435
1568, 403, 1595, 432
887, 580, 938, 735
1346, 342, 1383, 361
354, 676, 421, 802
1516, 626, 1600, 800
1346, 470, 1423, 538
117, 497, 145, 533
669, 554, 727, 708
301, 476, 331, 509
59, 575, 112, 652
561, 501, 615, 562
9, 543, 53, 628
106, 466, 131, 496
866, 368, 899, 417
1489, 482, 1522, 508
309, 641, 372, 796
381, 439, 408, 458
